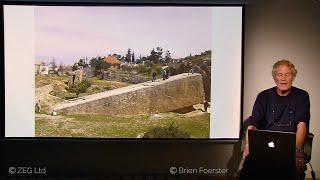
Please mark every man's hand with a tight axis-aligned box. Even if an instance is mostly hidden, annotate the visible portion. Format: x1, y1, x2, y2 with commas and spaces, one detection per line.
296, 122, 307, 149
295, 122, 307, 175
242, 144, 249, 159
295, 152, 305, 174
243, 125, 257, 159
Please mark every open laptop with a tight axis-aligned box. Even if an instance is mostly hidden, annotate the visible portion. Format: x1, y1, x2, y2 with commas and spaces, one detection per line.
248, 130, 296, 177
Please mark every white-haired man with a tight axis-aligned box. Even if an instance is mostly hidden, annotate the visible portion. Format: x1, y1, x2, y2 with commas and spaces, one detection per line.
240, 60, 310, 179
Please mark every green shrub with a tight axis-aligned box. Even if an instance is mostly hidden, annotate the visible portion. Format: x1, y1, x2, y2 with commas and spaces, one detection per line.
49, 90, 66, 99
65, 93, 78, 99
103, 85, 112, 90
136, 61, 162, 76
66, 80, 91, 96
142, 122, 191, 138
136, 64, 149, 74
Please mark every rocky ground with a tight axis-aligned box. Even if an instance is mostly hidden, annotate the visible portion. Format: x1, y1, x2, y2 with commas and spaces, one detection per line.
35, 84, 64, 113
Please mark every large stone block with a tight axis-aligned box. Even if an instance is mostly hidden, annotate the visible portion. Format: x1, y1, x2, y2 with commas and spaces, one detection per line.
53, 73, 205, 115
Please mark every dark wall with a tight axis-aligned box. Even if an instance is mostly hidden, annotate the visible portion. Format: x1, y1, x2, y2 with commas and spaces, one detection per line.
244, 0, 320, 177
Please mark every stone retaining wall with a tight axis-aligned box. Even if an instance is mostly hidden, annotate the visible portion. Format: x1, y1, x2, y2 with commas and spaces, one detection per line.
53, 73, 205, 115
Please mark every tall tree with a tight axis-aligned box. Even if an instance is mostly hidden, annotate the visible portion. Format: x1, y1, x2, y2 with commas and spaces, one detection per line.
77, 58, 89, 68
148, 47, 163, 64
78, 58, 84, 67
49, 58, 57, 70
132, 52, 135, 63
58, 63, 65, 72
149, 48, 157, 64
164, 50, 172, 64
125, 48, 132, 63
89, 56, 109, 76
72, 62, 78, 71
156, 47, 163, 62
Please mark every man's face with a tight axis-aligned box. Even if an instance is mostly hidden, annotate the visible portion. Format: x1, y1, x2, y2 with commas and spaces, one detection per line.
274, 65, 294, 92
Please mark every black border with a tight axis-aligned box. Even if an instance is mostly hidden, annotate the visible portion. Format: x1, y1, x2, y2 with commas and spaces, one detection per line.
239, 4, 245, 141
0, 1, 245, 142
2, 0, 248, 5
1, 4, 5, 139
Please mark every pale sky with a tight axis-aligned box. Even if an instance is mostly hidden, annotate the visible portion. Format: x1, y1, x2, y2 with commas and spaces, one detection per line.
35, 6, 213, 65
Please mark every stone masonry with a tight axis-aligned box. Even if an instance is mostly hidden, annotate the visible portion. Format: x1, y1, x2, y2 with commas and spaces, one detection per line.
53, 73, 205, 115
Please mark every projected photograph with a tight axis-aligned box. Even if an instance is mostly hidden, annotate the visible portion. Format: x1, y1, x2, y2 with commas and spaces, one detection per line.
34, 6, 212, 138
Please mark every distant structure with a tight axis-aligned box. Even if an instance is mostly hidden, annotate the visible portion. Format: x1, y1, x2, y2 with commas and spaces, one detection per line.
35, 61, 59, 75
104, 55, 122, 69
35, 60, 42, 74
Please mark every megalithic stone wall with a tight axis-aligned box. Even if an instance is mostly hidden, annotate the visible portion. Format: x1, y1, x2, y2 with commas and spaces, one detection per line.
53, 73, 205, 115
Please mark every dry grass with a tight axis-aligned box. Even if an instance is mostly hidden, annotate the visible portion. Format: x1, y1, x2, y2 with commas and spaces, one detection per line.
35, 112, 210, 138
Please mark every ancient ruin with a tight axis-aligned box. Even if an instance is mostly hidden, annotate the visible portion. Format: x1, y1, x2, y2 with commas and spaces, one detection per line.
53, 73, 205, 115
